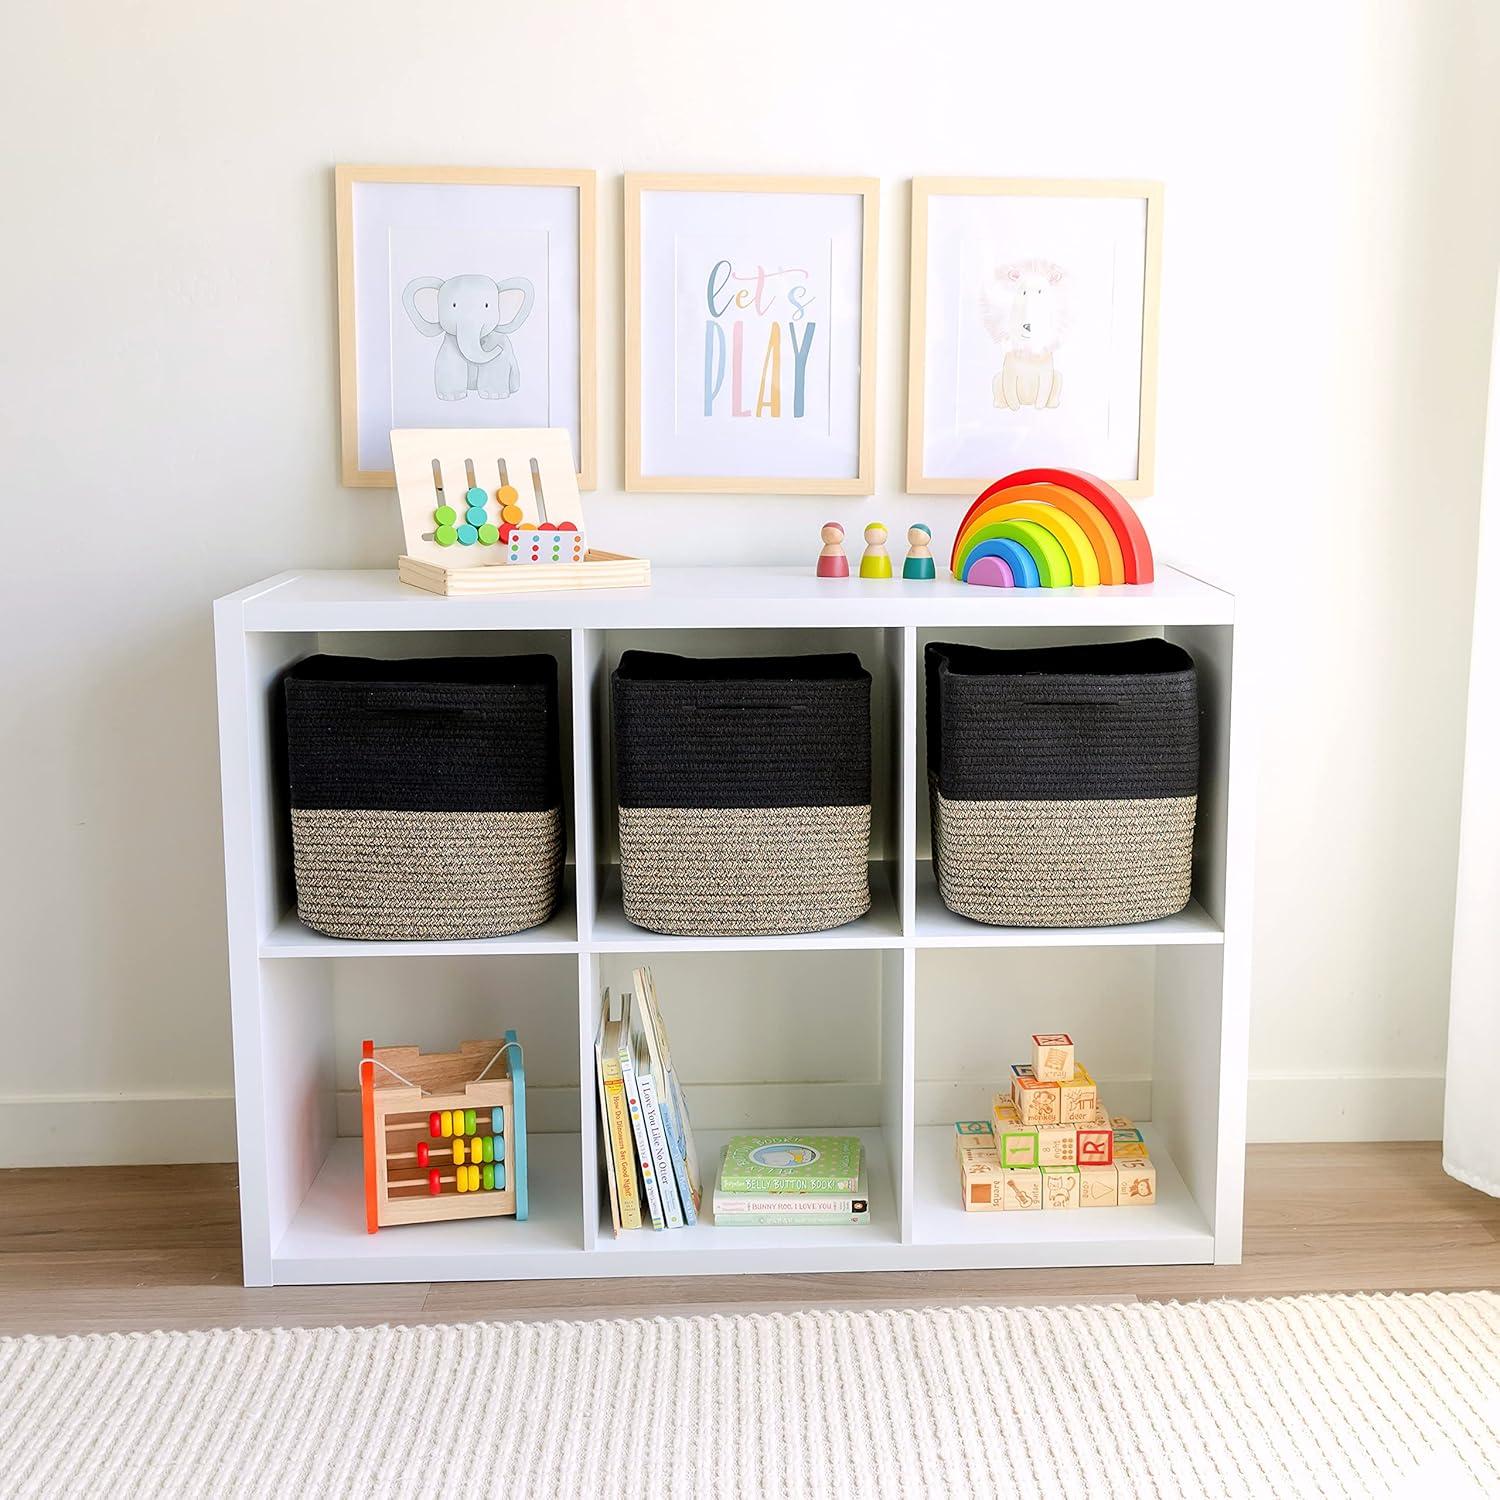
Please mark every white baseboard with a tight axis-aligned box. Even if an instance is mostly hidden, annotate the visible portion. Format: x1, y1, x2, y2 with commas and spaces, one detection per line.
0, 1074, 1447, 1166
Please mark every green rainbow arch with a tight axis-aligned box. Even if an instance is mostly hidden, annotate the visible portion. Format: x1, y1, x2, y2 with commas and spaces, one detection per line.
950, 468, 1155, 590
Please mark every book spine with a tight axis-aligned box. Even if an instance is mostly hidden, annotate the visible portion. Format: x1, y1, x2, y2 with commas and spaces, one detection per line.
712, 1211, 871, 1226
659, 1077, 698, 1226
717, 1174, 860, 1195
619, 1042, 665, 1231
636, 1071, 684, 1228
601, 1074, 642, 1231
712, 1193, 863, 1215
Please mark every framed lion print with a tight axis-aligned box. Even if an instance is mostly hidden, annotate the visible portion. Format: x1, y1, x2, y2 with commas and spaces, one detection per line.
907, 178, 1162, 498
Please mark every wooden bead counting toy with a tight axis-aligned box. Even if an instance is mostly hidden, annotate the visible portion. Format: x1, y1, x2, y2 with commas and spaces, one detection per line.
360, 1034, 528, 1231
391, 428, 649, 596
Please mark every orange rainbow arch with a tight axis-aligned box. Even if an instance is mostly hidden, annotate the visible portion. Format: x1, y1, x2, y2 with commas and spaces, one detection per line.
950, 468, 1154, 589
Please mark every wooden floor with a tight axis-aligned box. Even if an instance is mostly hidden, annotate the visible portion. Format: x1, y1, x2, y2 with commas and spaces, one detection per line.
0, 1143, 1495, 1336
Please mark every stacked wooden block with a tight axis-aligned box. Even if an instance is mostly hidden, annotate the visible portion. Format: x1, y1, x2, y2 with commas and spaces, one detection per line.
954, 1033, 1158, 1212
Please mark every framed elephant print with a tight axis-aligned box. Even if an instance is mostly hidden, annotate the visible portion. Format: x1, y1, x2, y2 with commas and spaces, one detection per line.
335, 165, 597, 489
625, 174, 878, 494
906, 178, 1162, 498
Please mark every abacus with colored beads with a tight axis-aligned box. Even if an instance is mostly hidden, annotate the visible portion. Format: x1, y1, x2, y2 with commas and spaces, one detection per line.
390, 428, 650, 597
360, 1034, 528, 1232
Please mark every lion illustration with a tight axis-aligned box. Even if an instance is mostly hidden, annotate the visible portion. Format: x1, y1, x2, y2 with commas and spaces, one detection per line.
981, 258, 1068, 411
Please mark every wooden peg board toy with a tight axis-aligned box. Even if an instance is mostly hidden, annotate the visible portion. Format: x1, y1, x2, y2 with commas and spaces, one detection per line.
360, 1034, 528, 1231
391, 428, 650, 596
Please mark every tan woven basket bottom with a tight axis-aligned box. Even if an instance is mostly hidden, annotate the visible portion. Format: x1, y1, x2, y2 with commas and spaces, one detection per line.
618, 804, 872, 936
931, 783, 1196, 927
291, 807, 563, 940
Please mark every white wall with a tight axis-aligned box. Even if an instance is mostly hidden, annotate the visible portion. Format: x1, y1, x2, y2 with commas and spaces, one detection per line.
3, 0, 1498, 1164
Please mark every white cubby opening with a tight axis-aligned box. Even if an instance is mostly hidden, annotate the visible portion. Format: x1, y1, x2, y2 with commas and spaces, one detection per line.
215, 567, 1248, 1285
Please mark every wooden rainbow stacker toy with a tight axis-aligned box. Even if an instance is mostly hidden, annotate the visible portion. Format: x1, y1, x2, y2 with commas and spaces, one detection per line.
392, 427, 649, 596
360, 1035, 528, 1231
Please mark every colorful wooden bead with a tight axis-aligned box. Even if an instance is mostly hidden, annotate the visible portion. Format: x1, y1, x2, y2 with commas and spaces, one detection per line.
495, 1133, 505, 1163
481, 1135, 493, 1164
456, 524, 478, 545
434, 505, 457, 527
477, 523, 499, 545
465, 506, 488, 527
500, 504, 524, 525
440, 1111, 452, 1138
453, 1138, 466, 1165
465, 486, 487, 508
470, 1165, 481, 1192
429, 1112, 442, 1137
465, 1109, 477, 1136
496, 484, 519, 508
482, 1163, 495, 1191
495, 1161, 506, 1191
417, 1141, 430, 1167
434, 525, 457, 547
492, 1107, 504, 1134
455, 1167, 467, 1193
428, 1170, 441, 1196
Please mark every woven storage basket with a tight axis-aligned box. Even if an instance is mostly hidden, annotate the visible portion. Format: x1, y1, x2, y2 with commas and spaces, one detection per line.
284, 655, 563, 940
927, 639, 1199, 927
613, 651, 872, 936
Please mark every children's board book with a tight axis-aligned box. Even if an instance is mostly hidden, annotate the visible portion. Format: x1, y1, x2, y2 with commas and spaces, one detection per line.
712, 1155, 870, 1225
615, 990, 666, 1231
630, 1020, 684, 1228
632, 966, 702, 1225
717, 1136, 863, 1195
594, 989, 641, 1233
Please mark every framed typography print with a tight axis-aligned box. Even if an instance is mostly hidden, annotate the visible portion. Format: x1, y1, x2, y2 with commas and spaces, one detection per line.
336, 165, 597, 489
625, 174, 878, 494
907, 178, 1162, 498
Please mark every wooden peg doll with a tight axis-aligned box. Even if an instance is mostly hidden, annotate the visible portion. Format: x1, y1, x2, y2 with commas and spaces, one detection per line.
816, 521, 850, 578
903, 523, 936, 580
859, 522, 892, 579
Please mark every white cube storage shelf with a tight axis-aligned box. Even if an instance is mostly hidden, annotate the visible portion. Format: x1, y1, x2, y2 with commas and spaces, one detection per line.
216, 566, 1251, 1287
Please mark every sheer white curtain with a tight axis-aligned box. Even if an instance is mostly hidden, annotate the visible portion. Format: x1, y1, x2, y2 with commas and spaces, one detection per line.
1444, 270, 1500, 1197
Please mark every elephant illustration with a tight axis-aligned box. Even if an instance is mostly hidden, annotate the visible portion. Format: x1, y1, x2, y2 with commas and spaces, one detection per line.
401, 273, 535, 401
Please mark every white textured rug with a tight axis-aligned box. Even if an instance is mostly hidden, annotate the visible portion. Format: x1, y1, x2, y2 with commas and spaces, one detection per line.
2, 1293, 1498, 1497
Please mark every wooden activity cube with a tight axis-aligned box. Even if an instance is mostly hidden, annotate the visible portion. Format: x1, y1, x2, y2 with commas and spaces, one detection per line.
361, 1035, 529, 1231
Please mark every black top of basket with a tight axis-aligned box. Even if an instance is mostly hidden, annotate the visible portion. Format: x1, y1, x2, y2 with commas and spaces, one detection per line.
616, 650, 869, 683
613, 651, 871, 809
926, 638, 1199, 802
287, 654, 557, 686
284, 654, 560, 813
927, 638, 1194, 679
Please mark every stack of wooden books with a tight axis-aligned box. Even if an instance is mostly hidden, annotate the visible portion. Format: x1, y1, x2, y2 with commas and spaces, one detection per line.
594, 966, 703, 1233
953, 1032, 1159, 1211
710, 1136, 869, 1226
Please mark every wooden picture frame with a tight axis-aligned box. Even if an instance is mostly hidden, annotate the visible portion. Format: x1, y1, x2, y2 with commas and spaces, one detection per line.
335, 165, 597, 490
625, 173, 878, 495
907, 177, 1162, 498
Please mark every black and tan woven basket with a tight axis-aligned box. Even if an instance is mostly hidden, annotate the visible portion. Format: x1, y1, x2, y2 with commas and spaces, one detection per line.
612, 651, 872, 936
284, 655, 563, 940
926, 639, 1199, 927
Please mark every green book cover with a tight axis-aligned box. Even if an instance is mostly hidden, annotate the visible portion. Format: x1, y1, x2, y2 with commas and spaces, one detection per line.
717, 1135, 863, 1194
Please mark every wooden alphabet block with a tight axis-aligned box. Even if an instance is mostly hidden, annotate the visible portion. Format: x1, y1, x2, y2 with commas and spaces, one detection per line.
1009, 1062, 1034, 1106
1041, 1165, 1081, 1209
1075, 1127, 1114, 1167
1057, 1064, 1097, 1124
1036, 1124, 1077, 1166
991, 1094, 1021, 1128
1015, 1075, 1061, 1126
996, 1126, 1039, 1169
1030, 1033, 1075, 1083
1078, 1164, 1119, 1207
1112, 1127, 1144, 1147
1110, 1115, 1135, 1132
954, 1120, 995, 1163
961, 1157, 1004, 1211
1117, 1161, 1157, 1205
1114, 1141, 1150, 1162
957, 1144, 1000, 1170
1000, 1167, 1042, 1211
